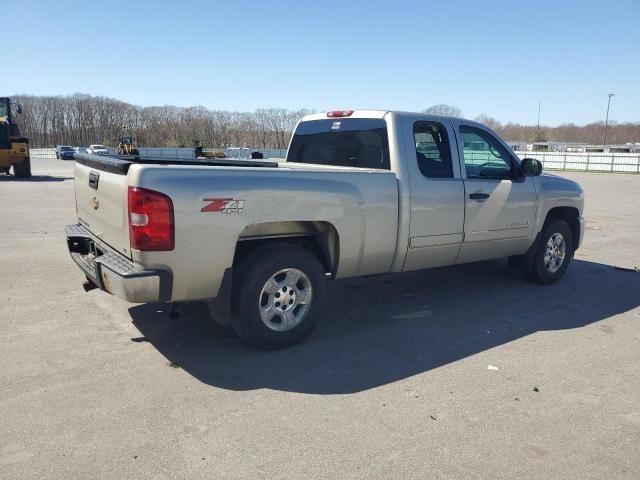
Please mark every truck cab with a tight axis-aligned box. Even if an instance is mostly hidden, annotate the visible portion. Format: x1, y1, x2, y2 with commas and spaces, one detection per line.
286, 110, 583, 274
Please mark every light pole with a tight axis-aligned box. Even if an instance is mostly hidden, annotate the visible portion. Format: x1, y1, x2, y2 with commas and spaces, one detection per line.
536, 100, 541, 141
603, 93, 615, 146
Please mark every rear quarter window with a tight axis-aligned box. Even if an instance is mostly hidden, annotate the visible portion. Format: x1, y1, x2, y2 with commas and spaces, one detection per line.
287, 119, 390, 170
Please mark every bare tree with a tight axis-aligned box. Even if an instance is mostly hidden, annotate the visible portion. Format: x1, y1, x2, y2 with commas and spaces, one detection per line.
474, 114, 503, 130
423, 104, 462, 117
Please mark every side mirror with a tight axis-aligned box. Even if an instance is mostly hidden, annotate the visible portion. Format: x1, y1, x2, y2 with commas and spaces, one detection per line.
521, 157, 543, 176
16, 104, 23, 115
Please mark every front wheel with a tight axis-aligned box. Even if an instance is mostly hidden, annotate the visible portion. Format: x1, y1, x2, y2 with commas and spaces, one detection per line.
526, 219, 574, 284
231, 243, 327, 349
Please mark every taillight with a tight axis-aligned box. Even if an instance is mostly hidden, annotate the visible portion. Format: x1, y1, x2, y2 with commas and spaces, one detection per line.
128, 186, 174, 251
327, 110, 354, 118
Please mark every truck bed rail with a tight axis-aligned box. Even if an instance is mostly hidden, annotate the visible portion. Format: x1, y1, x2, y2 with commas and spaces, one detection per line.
73, 153, 279, 175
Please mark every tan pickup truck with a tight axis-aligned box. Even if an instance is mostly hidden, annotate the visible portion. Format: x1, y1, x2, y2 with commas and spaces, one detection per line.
66, 110, 584, 349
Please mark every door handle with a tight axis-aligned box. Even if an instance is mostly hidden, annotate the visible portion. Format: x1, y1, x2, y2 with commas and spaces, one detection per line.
88, 171, 100, 190
469, 192, 490, 200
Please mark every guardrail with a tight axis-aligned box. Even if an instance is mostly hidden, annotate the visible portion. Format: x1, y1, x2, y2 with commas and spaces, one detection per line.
28, 147, 288, 160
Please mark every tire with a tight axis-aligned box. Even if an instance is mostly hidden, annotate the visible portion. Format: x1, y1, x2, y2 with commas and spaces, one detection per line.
231, 243, 327, 349
12, 157, 31, 178
526, 219, 574, 284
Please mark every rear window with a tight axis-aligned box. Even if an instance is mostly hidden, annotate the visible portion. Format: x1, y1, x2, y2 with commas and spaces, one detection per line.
287, 119, 390, 170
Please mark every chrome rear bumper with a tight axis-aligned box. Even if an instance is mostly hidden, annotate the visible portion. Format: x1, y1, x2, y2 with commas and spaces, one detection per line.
65, 223, 172, 303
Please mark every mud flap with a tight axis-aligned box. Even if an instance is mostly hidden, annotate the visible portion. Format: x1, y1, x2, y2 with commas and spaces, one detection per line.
206, 268, 233, 327
509, 232, 542, 271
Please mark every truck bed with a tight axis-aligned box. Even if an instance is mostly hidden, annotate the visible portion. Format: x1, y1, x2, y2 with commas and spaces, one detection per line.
73, 152, 400, 301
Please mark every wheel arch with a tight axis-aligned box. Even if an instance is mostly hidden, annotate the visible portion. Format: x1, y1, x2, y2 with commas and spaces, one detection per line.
233, 221, 340, 276
543, 206, 581, 250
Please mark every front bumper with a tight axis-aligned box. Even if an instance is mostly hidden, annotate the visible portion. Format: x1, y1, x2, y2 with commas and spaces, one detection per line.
577, 215, 585, 250
65, 224, 172, 303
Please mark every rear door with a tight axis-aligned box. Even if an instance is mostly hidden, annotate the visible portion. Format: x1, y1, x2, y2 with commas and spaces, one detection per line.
402, 117, 465, 271
453, 122, 537, 262
75, 160, 131, 258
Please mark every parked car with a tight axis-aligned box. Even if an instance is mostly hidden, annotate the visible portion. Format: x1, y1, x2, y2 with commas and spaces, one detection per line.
86, 144, 109, 155
66, 110, 584, 349
55, 145, 75, 159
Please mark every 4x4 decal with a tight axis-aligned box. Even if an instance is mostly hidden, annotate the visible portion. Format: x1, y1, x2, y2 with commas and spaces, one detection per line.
201, 198, 245, 214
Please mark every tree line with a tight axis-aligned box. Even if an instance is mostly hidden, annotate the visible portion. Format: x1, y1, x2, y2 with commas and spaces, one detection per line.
11, 95, 640, 148
424, 104, 640, 145
13, 94, 312, 149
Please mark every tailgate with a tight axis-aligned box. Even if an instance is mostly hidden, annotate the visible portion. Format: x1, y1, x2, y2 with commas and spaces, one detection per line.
75, 161, 131, 258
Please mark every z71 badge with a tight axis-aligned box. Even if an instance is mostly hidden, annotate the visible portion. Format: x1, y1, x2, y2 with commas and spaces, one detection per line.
201, 198, 245, 214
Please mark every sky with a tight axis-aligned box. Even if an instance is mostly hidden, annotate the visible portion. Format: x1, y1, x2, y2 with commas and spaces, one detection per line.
5, 0, 639, 126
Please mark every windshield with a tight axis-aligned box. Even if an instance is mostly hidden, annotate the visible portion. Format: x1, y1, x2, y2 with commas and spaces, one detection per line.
61, 146, 73, 151
0, 101, 8, 118
91, 145, 105, 149
287, 118, 390, 170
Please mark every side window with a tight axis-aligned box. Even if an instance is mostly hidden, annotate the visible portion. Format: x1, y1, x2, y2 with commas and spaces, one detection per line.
460, 125, 513, 179
413, 121, 453, 178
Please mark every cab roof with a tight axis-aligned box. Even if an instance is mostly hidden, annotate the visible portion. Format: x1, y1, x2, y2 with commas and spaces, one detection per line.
301, 109, 467, 122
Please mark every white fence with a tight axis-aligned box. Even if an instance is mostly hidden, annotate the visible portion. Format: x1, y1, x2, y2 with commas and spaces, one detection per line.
28, 147, 640, 173
516, 151, 640, 173
29, 148, 57, 159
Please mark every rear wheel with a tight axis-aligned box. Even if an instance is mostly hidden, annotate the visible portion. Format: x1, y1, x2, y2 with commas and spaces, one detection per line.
12, 157, 31, 178
526, 219, 573, 284
231, 243, 327, 349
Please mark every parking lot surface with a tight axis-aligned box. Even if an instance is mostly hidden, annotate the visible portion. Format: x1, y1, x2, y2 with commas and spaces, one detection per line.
1, 158, 639, 479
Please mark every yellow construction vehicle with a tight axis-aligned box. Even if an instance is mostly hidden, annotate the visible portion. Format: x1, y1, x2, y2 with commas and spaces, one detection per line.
116, 137, 140, 157
194, 146, 226, 159
0, 97, 31, 178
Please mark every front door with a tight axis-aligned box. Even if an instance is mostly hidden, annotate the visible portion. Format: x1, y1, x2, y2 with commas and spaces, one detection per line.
453, 123, 538, 263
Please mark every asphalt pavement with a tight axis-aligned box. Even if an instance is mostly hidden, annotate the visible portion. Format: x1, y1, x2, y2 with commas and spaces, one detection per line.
1, 157, 639, 479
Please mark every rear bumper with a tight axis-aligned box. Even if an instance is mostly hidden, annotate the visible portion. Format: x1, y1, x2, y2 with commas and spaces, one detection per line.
65, 223, 172, 303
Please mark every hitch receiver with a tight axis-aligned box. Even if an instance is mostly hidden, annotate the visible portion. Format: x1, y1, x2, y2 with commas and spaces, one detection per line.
82, 277, 98, 292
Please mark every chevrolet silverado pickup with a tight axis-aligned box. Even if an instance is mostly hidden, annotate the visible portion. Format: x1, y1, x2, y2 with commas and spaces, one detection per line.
66, 110, 585, 349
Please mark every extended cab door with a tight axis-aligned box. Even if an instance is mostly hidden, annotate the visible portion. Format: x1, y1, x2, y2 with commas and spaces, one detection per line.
452, 121, 538, 263
401, 116, 465, 271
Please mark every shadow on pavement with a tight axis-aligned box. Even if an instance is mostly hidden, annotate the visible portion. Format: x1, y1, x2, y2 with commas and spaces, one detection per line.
0, 175, 72, 182
129, 259, 639, 394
